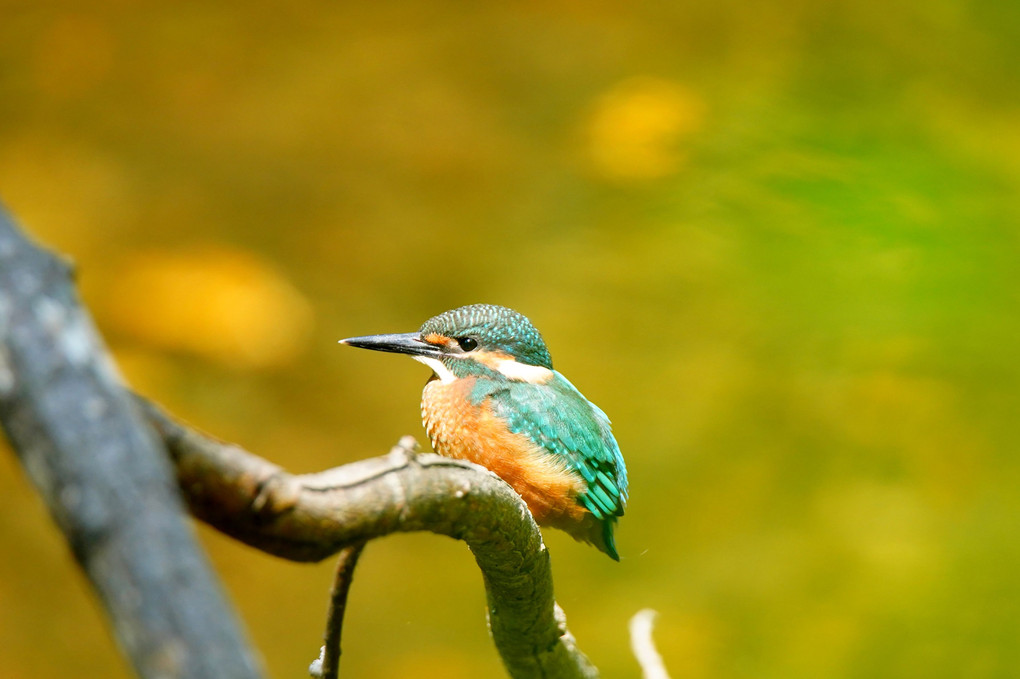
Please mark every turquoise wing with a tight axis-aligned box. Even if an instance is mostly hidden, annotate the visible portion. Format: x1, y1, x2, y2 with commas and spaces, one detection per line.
472, 372, 628, 521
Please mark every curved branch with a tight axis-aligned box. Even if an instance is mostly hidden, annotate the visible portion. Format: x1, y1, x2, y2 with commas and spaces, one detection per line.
140, 400, 599, 679
0, 205, 263, 678
0, 201, 599, 679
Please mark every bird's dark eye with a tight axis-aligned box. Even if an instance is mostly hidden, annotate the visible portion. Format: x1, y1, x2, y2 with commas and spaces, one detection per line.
457, 337, 478, 352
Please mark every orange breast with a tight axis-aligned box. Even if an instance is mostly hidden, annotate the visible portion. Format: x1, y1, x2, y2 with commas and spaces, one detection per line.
421, 378, 588, 532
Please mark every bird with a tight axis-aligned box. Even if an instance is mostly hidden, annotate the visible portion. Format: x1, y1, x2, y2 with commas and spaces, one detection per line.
340, 304, 628, 560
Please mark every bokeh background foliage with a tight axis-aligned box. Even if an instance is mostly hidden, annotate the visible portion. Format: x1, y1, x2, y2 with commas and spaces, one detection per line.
2, 1, 1019, 677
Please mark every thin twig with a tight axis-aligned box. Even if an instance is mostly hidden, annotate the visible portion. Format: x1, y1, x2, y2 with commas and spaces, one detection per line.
320, 541, 367, 678
629, 609, 670, 679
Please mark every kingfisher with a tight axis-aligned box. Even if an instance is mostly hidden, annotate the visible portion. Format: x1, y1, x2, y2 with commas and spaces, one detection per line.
340, 304, 628, 560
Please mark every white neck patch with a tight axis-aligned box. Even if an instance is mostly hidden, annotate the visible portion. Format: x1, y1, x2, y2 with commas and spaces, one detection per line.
414, 353, 553, 385
413, 356, 457, 384
494, 358, 554, 384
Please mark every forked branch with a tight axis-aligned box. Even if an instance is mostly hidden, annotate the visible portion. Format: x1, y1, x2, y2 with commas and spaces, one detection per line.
140, 400, 598, 678
0, 203, 598, 679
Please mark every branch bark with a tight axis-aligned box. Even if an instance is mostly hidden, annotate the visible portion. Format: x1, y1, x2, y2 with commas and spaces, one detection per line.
141, 401, 599, 678
0, 203, 599, 678
0, 206, 264, 678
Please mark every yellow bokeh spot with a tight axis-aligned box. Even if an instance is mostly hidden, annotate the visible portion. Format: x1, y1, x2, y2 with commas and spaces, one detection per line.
102, 248, 313, 369
584, 76, 705, 181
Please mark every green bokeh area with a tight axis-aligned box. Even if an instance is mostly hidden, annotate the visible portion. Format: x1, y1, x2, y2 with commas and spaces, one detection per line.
2, 2, 1019, 678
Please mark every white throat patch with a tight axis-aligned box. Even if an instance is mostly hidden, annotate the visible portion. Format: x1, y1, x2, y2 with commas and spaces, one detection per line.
413, 356, 457, 384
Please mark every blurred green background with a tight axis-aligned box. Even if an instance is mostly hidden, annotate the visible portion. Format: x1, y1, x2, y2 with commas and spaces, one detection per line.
2, 1, 1019, 677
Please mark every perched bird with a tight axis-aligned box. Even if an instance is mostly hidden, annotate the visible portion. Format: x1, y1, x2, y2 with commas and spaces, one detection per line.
340, 304, 628, 560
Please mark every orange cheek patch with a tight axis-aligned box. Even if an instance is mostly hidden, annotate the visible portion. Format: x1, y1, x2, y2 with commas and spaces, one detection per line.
422, 332, 452, 347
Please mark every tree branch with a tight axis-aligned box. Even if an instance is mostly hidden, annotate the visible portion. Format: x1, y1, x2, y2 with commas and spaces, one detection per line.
140, 400, 599, 678
0, 205, 264, 678
0, 203, 599, 679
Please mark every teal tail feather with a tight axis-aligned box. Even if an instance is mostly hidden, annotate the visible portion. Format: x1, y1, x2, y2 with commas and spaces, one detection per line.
569, 513, 621, 561
601, 520, 620, 561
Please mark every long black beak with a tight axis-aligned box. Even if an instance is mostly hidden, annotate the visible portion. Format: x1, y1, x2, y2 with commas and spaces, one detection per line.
338, 332, 443, 358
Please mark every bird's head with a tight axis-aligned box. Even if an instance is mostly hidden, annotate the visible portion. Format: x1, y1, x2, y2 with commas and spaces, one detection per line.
340, 304, 554, 383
